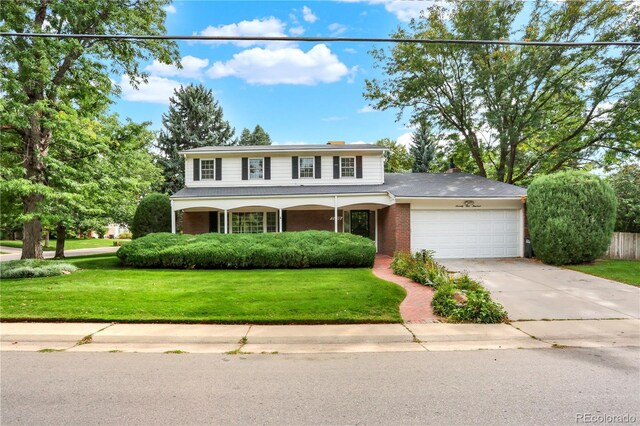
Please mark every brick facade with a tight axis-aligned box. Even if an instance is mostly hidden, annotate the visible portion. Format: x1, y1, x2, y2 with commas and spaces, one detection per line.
377, 203, 411, 256
182, 211, 209, 235
285, 210, 342, 232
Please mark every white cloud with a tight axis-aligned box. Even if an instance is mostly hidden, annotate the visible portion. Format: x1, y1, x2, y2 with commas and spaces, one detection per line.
341, 0, 434, 22
357, 105, 375, 113
343, 47, 357, 54
163, 4, 176, 14
397, 131, 414, 147
351, 140, 368, 144
207, 44, 349, 85
321, 116, 347, 122
145, 55, 209, 79
118, 75, 182, 105
289, 26, 305, 36
302, 6, 318, 23
347, 65, 360, 83
328, 23, 347, 36
196, 17, 289, 47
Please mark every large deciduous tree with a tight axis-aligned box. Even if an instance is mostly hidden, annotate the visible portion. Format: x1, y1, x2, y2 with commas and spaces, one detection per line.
0, 0, 179, 259
365, 0, 639, 184
375, 138, 413, 172
608, 165, 640, 233
156, 84, 235, 194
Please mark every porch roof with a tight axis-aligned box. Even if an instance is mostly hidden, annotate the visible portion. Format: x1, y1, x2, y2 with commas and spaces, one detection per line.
171, 173, 526, 199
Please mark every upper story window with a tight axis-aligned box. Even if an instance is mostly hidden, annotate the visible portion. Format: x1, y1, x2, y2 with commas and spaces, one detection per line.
299, 157, 314, 178
341, 157, 355, 178
200, 159, 215, 180
249, 158, 264, 179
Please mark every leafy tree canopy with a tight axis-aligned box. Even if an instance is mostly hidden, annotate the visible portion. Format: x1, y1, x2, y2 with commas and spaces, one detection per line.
375, 138, 413, 172
365, 0, 639, 184
608, 165, 640, 233
237, 125, 272, 146
0, 0, 179, 258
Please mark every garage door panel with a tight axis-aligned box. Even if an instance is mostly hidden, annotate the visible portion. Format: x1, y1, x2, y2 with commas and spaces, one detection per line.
411, 209, 521, 258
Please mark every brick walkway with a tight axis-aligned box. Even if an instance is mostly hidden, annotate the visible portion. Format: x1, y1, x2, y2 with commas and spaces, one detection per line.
372, 255, 438, 324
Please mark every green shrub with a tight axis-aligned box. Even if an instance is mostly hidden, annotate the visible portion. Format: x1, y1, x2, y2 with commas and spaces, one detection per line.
0, 259, 77, 279
527, 171, 617, 265
118, 231, 133, 240
390, 250, 506, 323
131, 193, 171, 239
117, 231, 376, 269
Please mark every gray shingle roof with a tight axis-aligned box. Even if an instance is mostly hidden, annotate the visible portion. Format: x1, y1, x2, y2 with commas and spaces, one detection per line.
180, 144, 385, 155
171, 173, 526, 199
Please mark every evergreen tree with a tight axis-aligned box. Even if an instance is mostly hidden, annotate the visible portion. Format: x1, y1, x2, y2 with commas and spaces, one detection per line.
156, 84, 235, 194
237, 125, 272, 146
410, 123, 436, 173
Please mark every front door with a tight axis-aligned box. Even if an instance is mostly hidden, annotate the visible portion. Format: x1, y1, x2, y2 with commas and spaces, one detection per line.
350, 210, 370, 239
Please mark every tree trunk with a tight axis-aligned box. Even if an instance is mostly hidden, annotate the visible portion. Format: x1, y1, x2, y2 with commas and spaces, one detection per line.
21, 194, 43, 260
54, 222, 66, 259
44, 231, 50, 248
20, 114, 51, 259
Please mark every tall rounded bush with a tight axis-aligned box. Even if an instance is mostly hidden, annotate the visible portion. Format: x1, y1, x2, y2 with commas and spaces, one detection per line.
527, 171, 616, 265
131, 193, 171, 239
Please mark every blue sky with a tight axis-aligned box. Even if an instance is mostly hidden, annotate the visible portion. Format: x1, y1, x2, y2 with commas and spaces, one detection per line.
112, 1, 434, 146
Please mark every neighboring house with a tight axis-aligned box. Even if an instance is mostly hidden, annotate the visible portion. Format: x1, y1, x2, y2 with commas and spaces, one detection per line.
105, 224, 129, 239
170, 142, 527, 258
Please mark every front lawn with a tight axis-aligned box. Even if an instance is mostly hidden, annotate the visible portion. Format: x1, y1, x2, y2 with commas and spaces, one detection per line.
0, 239, 127, 251
565, 259, 639, 286
0, 254, 405, 324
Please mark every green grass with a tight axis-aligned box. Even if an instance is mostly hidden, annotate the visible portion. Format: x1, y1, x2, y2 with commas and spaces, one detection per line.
0, 254, 405, 324
565, 259, 640, 286
0, 239, 127, 251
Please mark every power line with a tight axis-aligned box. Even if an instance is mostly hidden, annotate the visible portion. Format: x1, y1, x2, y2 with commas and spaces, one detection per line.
0, 32, 638, 47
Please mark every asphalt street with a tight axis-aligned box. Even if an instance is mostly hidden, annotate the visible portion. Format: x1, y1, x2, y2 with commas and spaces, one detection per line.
1, 347, 639, 425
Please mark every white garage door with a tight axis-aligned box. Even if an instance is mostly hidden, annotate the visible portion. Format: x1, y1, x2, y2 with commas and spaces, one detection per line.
411, 209, 522, 258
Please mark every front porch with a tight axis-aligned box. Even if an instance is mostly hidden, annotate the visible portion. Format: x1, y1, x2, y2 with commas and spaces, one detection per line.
171, 193, 395, 251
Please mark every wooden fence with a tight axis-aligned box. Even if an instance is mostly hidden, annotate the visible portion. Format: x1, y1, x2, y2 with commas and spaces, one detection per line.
603, 232, 639, 260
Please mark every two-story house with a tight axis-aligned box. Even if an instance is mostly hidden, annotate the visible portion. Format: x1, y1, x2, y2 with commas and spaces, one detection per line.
170, 142, 527, 258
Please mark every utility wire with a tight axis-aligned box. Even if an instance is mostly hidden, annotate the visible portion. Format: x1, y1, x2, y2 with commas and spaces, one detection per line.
0, 32, 638, 47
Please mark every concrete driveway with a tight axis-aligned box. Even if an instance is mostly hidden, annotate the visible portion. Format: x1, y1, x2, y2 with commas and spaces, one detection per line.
439, 258, 640, 321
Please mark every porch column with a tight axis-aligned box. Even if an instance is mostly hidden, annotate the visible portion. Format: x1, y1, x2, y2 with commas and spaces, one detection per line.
374, 209, 378, 252
170, 200, 176, 234
278, 208, 283, 232
224, 209, 228, 234
334, 196, 338, 232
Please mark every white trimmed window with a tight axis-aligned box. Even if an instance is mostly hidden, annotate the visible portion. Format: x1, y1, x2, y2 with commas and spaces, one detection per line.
231, 212, 278, 233
249, 158, 264, 179
201, 159, 215, 180
299, 157, 314, 178
341, 157, 355, 178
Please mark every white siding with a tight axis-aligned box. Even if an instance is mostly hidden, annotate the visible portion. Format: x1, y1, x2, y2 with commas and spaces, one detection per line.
185, 153, 384, 187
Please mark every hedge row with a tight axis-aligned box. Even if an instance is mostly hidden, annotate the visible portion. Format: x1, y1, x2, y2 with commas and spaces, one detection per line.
391, 251, 506, 324
117, 231, 376, 269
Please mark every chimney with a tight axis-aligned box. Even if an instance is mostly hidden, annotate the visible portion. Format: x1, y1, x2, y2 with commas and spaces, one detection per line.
326, 141, 345, 145
446, 159, 461, 173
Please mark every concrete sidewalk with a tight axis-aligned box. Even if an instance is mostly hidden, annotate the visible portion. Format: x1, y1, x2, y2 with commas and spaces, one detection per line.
1, 320, 638, 354
0, 246, 119, 262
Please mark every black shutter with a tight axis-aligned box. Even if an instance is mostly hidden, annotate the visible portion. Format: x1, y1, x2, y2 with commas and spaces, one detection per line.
241, 157, 248, 180
356, 156, 363, 179
264, 157, 271, 180
333, 156, 340, 179
292, 156, 298, 179
281, 210, 287, 232
215, 158, 222, 181
193, 158, 200, 181
315, 156, 321, 179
